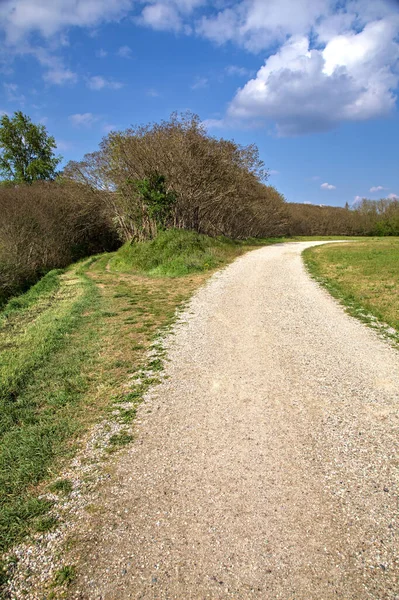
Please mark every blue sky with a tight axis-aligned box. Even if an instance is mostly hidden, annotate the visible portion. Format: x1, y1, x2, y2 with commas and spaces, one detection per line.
0, 0, 399, 207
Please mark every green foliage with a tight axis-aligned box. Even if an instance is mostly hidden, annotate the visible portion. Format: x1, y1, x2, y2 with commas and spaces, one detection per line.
133, 173, 176, 230
0, 111, 61, 183
53, 565, 76, 587
354, 198, 399, 236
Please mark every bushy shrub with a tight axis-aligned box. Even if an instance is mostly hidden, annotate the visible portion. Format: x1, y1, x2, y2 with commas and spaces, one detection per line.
0, 181, 118, 305
65, 112, 288, 241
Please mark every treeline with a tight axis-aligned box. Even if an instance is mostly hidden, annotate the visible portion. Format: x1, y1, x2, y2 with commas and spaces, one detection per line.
286, 199, 399, 236
0, 111, 398, 305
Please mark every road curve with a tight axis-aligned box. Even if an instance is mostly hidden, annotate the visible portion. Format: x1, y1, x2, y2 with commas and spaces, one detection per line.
73, 242, 399, 600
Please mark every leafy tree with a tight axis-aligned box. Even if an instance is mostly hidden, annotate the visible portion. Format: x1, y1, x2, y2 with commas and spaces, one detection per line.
0, 111, 61, 184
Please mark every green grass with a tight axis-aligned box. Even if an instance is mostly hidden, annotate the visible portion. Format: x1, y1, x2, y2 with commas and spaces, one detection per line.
0, 265, 103, 553
3, 230, 353, 565
108, 229, 253, 276
0, 230, 286, 559
303, 238, 399, 332
53, 565, 76, 587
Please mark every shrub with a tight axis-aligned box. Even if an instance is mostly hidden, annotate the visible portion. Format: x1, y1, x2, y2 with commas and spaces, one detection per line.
65, 112, 288, 241
0, 181, 118, 305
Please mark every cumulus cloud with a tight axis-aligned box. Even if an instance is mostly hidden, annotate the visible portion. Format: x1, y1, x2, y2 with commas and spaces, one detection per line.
321, 182, 336, 190
388, 193, 399, 199
1, 0, 398, 136
353, 195, 363, 204
0, 0, 132, 43
197, 0, 331, 52
87, 75, 123, 90
370, 185, 386, 192
138, 3, 182, 31
228, 18, 399, 135
69, 113, 98, 127
137, 0, 205, 31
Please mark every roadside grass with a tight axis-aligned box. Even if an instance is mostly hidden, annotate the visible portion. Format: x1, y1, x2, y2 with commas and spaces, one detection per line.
107, 229, 291, 276
0, 229, 289, 561
292, 235, 361, 242
303, 238, 399, 335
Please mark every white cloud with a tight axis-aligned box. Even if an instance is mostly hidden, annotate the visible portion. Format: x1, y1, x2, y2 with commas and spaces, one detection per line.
227, 16, 399, 135
117, 45, 132, 58
147, 88, 160, 97
321, 182, 336, 190
0, 1, 130, 84
96, 48, 108, 58
1, 0, 398, 137
269, 169, 279, 175
353, 195, 363, 204
32, 48, 77, 85
87, 75, 123, 90
43, 66, 77, 85
69, 112, 98, 127
138, 4, 182, 31
191, 76, 208, 90
137, 0, 205, 32
197, 0, 331, 52
370, 185, 386, 193
0, 0, 132, 43
388, 193, 399, 199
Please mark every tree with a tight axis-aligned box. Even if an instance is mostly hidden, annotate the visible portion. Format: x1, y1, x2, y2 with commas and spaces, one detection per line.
0, 111, 61, 184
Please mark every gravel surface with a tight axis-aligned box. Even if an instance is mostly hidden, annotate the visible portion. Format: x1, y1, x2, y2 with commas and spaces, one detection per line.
70, 242, 399, 600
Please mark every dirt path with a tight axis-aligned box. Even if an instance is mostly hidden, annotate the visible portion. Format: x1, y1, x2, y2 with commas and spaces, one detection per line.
71, 242, 399, 600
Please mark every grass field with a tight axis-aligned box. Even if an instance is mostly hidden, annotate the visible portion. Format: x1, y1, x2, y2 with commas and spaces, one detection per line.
0, 230, 287, 562
303, 238, 399, 333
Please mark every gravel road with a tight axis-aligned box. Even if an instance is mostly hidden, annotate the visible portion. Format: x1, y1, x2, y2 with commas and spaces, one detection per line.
73, 242, 399, 600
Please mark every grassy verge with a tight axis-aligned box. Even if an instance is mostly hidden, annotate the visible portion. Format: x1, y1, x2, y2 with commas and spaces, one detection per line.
0, 230, 285, 560
108, 229, 288, 276
303, 238, 399, 334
